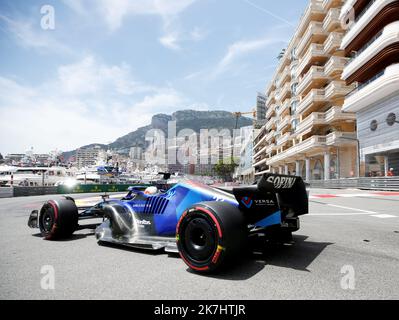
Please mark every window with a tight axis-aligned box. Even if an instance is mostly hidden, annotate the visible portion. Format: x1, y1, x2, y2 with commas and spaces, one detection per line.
291, 100, 297, 114
291, 83, 298, 95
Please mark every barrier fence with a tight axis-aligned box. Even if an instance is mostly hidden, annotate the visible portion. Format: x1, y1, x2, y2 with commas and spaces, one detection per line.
0, 184, 152, 198
308, 177, 399, 191
1, 179, 399, 198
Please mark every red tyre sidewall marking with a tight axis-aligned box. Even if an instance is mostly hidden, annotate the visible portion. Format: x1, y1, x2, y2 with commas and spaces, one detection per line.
194, 207, 224, 265
48, 200, 59, 235
177, 206, 224, 271
178, 253, 209, 272
194, 207, 222, 238
177, 210, 209, 271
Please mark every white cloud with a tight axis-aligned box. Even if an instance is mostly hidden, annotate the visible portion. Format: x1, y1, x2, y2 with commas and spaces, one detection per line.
57, 56, 154, 96
190, 27, 207, 42
0, 56, 188, 154
159, 32, 181, 50
68, 0, 197, 31
63, 0, 201, 50
0, 14, 74, 55
215, 36, 282, 76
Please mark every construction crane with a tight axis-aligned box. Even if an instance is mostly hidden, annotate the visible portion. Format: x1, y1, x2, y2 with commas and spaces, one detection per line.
233, 110, 257, 129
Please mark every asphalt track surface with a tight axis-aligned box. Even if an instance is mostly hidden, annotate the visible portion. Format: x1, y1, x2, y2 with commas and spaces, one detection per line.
0, 189, 398, 300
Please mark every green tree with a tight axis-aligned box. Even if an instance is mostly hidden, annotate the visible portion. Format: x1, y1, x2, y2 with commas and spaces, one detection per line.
213, 157, 239, 182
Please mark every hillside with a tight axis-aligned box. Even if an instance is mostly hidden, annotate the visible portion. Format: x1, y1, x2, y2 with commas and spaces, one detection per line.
63, 109, 252, 160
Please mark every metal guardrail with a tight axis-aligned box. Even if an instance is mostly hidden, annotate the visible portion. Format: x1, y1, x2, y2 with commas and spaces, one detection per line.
57, 184, 151, 194
0, 187, 13, 198
0, 184, 153, 198
308, 177, 399, 191
13, 187, 58, 197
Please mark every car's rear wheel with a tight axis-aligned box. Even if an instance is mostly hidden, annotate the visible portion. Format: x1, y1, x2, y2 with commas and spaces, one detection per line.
176, 201, 247, 273
39, 199, 78, 240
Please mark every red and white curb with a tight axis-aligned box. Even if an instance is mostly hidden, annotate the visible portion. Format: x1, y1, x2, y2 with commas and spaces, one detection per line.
310, 192, 399, 199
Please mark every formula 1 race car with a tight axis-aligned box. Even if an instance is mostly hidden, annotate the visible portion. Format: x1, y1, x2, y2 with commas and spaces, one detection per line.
28, 173, 308, 273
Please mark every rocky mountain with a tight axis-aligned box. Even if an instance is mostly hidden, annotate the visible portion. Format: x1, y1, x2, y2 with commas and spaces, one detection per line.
62, 110, 252, 160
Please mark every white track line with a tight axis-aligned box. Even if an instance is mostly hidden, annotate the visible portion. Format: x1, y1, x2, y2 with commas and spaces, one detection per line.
308, 203, 378, 216
370, 214, 397, 219
308, 212, 372, 216
325, 203, 377, 214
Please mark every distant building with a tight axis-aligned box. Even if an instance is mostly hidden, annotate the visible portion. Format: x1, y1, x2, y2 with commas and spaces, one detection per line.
76, 146, 102, 169
255, 92, 267, 128
236, 127, 259, 183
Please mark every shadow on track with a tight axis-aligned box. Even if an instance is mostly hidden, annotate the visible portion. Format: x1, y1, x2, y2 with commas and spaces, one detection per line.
190, 235, 332, 280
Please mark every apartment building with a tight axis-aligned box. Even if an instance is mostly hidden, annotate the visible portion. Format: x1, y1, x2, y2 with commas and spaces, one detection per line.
340, 0, 399, 176
76, 146, 104, 169
253, 0, 358, 181
236, 128, 259, 183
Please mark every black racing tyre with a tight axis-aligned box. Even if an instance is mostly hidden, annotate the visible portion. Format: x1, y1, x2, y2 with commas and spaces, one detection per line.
176, 201, 247, 273
39, 199, 79, 240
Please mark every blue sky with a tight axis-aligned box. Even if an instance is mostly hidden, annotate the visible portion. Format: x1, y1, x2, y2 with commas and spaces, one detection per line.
0, 0, 308, 154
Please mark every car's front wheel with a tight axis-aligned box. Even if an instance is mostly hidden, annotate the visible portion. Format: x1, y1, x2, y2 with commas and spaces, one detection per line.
39, 199, 78, 240
176, 201, 247, 273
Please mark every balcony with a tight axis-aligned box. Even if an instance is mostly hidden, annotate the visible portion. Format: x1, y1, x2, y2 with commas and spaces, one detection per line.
266, 144, 276, 155
277, 98, 291, 117
279, 82, 292, 103
266, 117, 277, 131
276, 66, 291, 88
277, 115, 291, 133
253, 128, 267, 150
253, 157, 267, 168
326, 132, 357, 146
322, 0, 343, 11
296, 112, 325, 134
324, 56, 347, 77
266, 105, 276, 119
276, 132, 291, 147
267, 135, 327, 165
323, 8, 342, 32
253, 145, 267, 159
296, 22, 328, 56
324, 80, 355, 100
341, 0, 395, 50
266, 94, 275, 107
297, 43, 329, 77
324, 105, 356, 122
297, 89, 326, 115
342, 21, 399, 80
297, 66, 328, 96
295, 0, 326, 39
265, 130, 276, 143
324, 32, 344, 55
296, 106, 356, 134
343, 63, 399, 112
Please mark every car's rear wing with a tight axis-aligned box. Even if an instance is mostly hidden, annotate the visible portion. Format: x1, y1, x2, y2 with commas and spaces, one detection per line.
257, 173, 309, 216
232, 173, 308, 221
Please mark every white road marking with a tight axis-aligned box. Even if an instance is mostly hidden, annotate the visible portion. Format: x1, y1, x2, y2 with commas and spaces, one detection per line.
325, 203, 377, 214
370, 214, 397, 219
308, 212, 372, 216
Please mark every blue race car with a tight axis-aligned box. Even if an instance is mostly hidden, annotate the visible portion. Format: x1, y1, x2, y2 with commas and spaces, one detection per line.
28, 173, 309, 273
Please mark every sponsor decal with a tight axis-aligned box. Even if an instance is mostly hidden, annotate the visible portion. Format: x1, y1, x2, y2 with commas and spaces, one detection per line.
253, 199, 275, 206
137, 219, 151, 226
241, 197, 253, 208
266, 176, 296, 189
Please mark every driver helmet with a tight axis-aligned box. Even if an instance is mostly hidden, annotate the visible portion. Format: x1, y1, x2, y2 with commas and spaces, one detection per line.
144, 186, 158, 195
